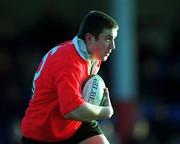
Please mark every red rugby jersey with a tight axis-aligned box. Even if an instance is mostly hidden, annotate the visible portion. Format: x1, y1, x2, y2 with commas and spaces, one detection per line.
21, 40, 101, 142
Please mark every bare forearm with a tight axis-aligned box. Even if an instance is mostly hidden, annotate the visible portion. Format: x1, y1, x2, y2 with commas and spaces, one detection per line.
64, 102, 113, 121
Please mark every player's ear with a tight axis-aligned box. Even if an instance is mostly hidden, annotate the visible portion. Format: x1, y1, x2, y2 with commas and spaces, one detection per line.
85, 33, 94, 44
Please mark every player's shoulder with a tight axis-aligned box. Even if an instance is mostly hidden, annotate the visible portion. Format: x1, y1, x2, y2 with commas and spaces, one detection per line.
54, 40, 76, 55
60, 40, 73, 47
52, 41, 83, 63
55, 40, 73, 51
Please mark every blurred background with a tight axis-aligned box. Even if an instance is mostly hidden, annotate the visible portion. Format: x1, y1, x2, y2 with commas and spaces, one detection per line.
0, 0, 179, 144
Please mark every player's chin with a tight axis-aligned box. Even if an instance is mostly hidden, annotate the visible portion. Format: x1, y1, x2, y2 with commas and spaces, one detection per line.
101, 55, 109, 61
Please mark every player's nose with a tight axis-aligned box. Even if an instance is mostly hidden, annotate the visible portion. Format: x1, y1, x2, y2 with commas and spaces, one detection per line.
109, 40, 115, 50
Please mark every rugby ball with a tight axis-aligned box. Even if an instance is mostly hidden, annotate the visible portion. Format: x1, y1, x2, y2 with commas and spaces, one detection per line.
82, 74, 106, 105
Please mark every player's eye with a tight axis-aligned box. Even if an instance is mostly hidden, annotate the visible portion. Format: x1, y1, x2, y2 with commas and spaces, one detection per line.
106, 38, 112, 42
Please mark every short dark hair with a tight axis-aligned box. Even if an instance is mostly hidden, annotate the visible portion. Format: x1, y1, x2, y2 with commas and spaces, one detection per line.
78, 11, 119, 40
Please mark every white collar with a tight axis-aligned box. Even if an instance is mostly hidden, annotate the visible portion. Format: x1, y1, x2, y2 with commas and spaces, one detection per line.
72, 36, 92, 61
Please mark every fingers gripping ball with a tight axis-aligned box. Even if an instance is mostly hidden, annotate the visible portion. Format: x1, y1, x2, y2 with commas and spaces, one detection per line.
82, 75, 106, 105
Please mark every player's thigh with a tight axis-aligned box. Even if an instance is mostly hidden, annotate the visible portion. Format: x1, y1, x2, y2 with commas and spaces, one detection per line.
78, 134, 110, 144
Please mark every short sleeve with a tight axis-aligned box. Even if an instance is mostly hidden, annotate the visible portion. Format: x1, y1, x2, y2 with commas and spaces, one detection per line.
54, 60, 85, 116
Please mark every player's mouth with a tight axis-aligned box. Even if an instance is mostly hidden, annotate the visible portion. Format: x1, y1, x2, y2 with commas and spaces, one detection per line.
105, 52, 111, 57
105, 49, 112, 56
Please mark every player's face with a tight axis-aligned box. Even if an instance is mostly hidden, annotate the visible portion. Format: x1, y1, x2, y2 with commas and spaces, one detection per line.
87, 28, 118, 61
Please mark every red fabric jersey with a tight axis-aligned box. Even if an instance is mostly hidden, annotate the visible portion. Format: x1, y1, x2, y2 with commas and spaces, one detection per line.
21, 40, 101, 142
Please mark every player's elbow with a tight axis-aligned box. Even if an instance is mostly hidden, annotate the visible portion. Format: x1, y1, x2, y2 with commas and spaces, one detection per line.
106, 112, 113, 119
105, 106, 114, 119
